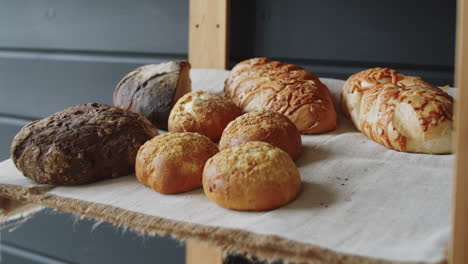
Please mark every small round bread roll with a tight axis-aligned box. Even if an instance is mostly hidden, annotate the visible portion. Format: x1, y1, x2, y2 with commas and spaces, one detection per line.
203, 141, 301, 211
136, 132, 219, 194
219, 111, 302, 159
168, 91, 241, 141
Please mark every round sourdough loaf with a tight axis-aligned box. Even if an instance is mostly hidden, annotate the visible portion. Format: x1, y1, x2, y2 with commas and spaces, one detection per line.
168, 91, 241, 142
113, 61, 191, 130
219, 111, 302, 159
203, 141, 301, 211
10, 103, 159, 185
136, 132, 219, 194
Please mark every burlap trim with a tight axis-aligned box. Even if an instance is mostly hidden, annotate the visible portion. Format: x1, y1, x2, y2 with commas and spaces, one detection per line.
0, 184, 446, 264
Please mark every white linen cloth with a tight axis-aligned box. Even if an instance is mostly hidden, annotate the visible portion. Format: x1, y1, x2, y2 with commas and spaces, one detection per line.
0, 69, 454, 263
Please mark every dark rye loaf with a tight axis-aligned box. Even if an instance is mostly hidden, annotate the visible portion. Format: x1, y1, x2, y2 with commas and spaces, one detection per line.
10, 103, 159, 185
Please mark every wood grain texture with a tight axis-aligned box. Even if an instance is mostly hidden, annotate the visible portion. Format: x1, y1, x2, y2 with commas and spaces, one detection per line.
189, 0, 230, 69
186, 1, 230, 263
450, 0, 468, 263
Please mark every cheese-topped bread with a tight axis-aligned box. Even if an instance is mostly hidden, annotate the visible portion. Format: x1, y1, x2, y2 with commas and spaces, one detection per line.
225, 58, 337, 134
341, 68, 453, 154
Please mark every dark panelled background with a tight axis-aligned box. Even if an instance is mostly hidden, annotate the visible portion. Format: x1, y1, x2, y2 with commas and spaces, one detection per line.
0, 0, 455, 263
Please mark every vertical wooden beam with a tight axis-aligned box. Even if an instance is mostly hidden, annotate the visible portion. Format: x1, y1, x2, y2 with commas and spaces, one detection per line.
450, 0, 468, 263
189, 0, 230, 69
187, 0, 229, 263
186, 240, 223, 264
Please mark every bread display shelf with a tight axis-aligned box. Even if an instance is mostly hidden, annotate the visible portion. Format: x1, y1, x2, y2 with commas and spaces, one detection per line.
0, 70, 453, 264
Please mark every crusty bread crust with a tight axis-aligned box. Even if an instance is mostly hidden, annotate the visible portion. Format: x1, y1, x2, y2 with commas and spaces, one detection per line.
224, 58, 337, 134
113, 61, 191, 129
136, 132, 219, 194
203, 142, 301, 211
168, 91, 241, 142
219, 111, 302, 160
10, 103, 159, 185
341, 67, 453, 154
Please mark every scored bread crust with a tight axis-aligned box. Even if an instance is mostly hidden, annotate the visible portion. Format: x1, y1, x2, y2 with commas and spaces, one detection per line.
219, 111, 302, 160
136, 132, 219, 194
203, 141, 301, 211
113, 61, 191, 130
224, 57, 337, 134
168, 91, 241, 142
341, 67, 453, 154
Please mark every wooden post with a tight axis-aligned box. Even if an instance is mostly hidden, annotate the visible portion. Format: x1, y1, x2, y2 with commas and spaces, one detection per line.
186, 240, 223, 264
450, 0, 468, 263
189, 0, 230, 69
187, 0, 230, 263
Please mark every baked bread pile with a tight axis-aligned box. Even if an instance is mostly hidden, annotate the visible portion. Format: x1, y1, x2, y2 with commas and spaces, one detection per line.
341, 68, 453, 154
9, 59, 453, 212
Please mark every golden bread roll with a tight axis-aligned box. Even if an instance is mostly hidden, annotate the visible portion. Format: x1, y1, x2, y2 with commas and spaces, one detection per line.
224, 57, 337, 134
203, 142, 301, 211
168, 91, 241, 141
136, 132, 219, 194
341, 67, 453, 153
219, 111, 301, 159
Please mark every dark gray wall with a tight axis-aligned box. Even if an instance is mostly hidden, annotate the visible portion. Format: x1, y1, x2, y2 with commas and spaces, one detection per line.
231, 0, 456, 85
0, 0, 187, 53
0, 0, 456, 263
2, 210, 185, 264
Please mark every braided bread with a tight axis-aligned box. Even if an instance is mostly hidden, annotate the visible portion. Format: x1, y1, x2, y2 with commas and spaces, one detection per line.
341, 68, 453, 154
224, 58, 337, 134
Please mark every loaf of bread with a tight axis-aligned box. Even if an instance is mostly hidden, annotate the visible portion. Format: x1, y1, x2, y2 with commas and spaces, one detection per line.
203, 142, 301, 211
136, 132, 219, 194
219, 111, 301, 159
341, 67, 453, 153
168, 91, 241, 142
10, 103, 159, 185
224, 57, 337, 134
113, 61, 191, 129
